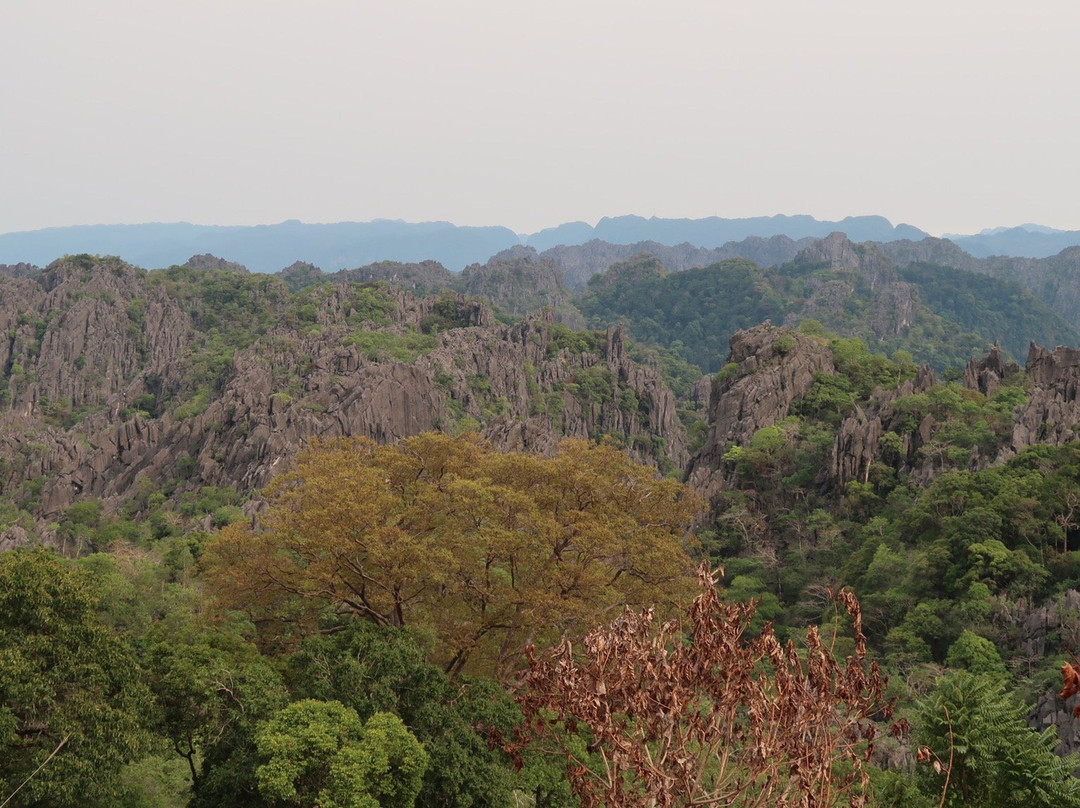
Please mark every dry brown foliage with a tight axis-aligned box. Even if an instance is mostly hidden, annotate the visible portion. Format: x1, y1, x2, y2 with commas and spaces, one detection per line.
515, 564, 893, 807
1059, 657, 1080, 717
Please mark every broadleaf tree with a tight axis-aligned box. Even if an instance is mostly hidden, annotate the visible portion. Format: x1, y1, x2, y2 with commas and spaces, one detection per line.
0, 548, 149, 808
254, 700, 427, 808
203, 432, 701, 678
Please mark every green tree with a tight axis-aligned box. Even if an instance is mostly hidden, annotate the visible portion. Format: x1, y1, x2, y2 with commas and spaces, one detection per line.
0, 548, 149, 808
916, 671, 1080, 807
255, 700, 428, 808
144, 607, 286, 808
944, 630, 1006, 676
285, 622, 524, 808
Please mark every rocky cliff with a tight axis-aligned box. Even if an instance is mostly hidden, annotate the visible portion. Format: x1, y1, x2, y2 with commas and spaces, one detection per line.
780, 234, 926, 342
0, 257, 685, 539
827, 365, 939, 488
1008, 343, 1080, 456
684, 324, 1080, 506
685, 324, 835, 501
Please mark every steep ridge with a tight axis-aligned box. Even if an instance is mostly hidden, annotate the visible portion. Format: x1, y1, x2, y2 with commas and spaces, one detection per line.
790, 232, 898, 291
874, 237, 981, 272
578, 232, 1079, 375
782, 233, 924, 343
876, 239, 1080, 325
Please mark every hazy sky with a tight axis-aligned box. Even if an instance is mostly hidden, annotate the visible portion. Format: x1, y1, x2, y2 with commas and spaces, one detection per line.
2, 1, 1077, 236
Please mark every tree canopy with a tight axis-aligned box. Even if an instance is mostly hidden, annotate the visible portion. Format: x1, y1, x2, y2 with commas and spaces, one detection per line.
204, 432, 702, 678
254, 701, 427, 808
0, 548, 149, 808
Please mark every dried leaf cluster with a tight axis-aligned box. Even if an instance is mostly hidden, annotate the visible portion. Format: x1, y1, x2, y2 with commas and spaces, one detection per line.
515, 565, 893, 807
1059, 658, 1080, 717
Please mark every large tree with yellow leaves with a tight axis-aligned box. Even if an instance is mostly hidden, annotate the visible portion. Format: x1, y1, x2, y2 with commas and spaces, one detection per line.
204, 433, 701, 679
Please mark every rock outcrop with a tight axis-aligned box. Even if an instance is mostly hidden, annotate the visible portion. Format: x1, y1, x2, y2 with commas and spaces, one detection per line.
0, 262, 39, 279
183, 254, 248, 272
828, 366, 937, 488
684, 326, 1053, 500
874, 237, 982, 273
964, 342, 1019, 397
1009, 343, 1080, 456
685, 324, 834, 501
460, 249, 584, 328
684, 322, 1080, 503
793, 232, 898, 292
334, 260, 457, 297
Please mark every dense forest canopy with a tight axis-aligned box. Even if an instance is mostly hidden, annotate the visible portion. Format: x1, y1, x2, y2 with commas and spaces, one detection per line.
579, 253, 1078, 374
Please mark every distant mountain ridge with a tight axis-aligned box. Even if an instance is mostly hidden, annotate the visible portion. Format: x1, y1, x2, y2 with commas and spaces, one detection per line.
0, 215, 925, 272
6, 215, 1080, 276
946, 225, 1080, 258
0, 220, 520, 273
524, 214, 927, 251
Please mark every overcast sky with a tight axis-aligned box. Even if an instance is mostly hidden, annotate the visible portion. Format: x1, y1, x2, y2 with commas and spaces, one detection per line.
2, 0, 1077, 237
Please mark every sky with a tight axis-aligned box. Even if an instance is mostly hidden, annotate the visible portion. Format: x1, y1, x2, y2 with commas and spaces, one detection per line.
1, 0, 1078, 237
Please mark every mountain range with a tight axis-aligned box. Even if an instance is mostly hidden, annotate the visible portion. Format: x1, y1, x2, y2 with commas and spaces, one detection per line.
946, 225, 1080, 258
5, 215, 1080, 272
0, 215, 929, 271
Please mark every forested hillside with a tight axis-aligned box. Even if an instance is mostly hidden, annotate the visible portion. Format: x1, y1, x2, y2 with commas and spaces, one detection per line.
7, 243, 1080, 807
578, 234, 1079, 374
